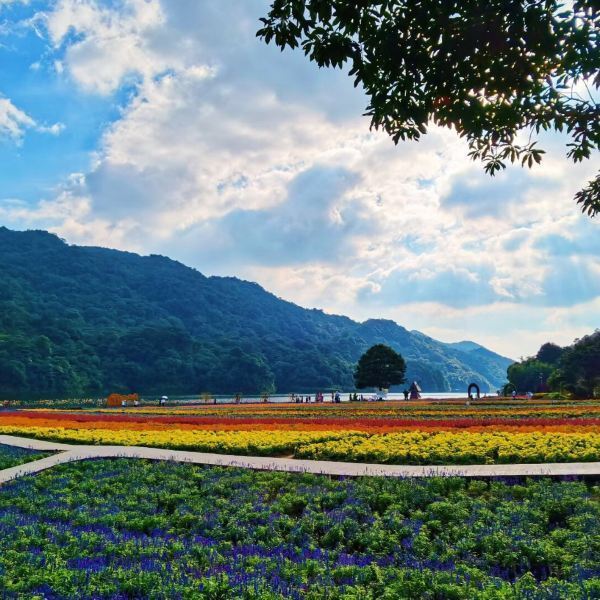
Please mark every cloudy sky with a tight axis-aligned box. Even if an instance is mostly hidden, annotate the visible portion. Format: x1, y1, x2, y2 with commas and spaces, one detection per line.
1, 0, 598, 358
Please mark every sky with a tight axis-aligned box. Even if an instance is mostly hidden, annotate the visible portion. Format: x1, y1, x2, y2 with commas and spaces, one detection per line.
0, 0, 598, 359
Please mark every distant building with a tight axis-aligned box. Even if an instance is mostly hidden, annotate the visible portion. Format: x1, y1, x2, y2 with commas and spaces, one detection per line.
106, 393, 139, 407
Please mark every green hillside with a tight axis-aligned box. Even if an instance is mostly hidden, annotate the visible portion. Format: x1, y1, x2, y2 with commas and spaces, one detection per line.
0, 227, 511, 397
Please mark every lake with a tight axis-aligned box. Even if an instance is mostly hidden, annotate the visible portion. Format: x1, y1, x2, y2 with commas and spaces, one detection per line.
154, 391, 483, 405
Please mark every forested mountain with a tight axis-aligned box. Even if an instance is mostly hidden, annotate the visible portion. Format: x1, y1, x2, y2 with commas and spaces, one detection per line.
0, 228, 511, 398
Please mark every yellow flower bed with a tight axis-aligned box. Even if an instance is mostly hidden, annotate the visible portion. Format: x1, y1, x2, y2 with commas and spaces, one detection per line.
2, 424, 599, 465
295, 431, 600, 465
0, 425, 357, 457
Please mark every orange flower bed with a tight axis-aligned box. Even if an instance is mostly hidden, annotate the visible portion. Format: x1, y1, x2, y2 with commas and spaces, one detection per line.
1, 411, 598, 434
2, 400, 599, 465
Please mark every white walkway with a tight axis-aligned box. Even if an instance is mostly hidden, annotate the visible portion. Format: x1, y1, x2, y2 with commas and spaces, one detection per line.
1, 434, 600, 484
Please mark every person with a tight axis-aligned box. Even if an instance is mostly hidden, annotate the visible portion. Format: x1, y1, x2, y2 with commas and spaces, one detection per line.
511, 390, 517, 399
235, 393, 241, 404
403, 389, 409, 401
133, 399, 139, 407
334, 391, 341, 403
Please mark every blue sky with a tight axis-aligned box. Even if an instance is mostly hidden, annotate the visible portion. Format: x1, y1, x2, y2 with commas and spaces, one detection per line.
0, 0, 598, 358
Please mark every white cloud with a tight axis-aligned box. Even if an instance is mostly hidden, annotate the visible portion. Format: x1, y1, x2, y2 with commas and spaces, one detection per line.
3, 0, 599, 357
45, 0, 201, 95
37, 121, 65, 135
0, 95, 65, 140
0, 96, 35, 139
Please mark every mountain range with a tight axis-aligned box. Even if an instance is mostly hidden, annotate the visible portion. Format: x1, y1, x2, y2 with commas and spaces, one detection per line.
0, 227, 512, 398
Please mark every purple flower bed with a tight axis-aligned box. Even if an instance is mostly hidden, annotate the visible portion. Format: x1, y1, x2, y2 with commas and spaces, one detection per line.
0, 443, 50, 470
0, 459, 598, 598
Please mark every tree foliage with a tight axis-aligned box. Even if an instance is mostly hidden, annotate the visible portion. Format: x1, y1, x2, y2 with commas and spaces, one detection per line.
258, 1, 600, 215
508, 331, 599, 397
507, 359, 555, 393
354, 344, 407, 390
549, 330, 600, 397
536, 342, 564, 365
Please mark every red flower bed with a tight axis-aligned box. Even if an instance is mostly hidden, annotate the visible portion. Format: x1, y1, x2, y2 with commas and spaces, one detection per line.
5, 411, 600, 432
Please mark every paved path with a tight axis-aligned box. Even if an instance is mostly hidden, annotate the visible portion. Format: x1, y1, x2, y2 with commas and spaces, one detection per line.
1, 434, 600, 484
0, 435, 73, 452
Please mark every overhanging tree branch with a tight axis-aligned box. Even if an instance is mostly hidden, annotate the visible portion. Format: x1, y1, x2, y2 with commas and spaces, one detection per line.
258, 0, 600, 216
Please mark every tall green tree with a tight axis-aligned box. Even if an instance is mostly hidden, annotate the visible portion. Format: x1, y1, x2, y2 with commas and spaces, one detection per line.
507, 359, 555, 393
354, 344, 406, 390
258, 1, 600, 216
536, 342, 564, 365
549, 330, 600, 398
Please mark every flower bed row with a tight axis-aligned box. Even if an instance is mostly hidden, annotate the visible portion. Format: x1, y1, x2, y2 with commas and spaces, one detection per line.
0, 459, 598, 598
12, 400, 600, 421
2, 412, 600, 433
83, 402, 600, 419
2, 425, 600, 465
0, 426, 350, 457
295, 431, 600, 465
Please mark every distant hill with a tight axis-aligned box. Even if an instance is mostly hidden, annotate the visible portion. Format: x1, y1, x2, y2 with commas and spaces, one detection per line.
444, 341, 485, 353
0, 227, 512, 397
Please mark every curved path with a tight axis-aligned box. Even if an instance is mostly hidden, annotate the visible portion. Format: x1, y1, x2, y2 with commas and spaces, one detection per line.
1, 434, 600, 484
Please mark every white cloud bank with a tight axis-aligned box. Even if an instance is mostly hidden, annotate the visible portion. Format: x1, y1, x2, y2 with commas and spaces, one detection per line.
2, 0, 598, 358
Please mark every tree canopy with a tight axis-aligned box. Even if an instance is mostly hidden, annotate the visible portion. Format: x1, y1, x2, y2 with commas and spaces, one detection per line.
507, 331, 599, 397
258, 1, 600, 216
354, 344, 407, 390
507, 359, 555, 393
549, 330, 600, 397
536, 342, 564, 365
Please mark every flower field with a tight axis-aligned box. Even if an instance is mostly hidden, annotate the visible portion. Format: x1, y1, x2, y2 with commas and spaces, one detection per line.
0, 401, 599, 598
0, 398, 599, 465
0, 459, 598, 599
0, 443, 50, 470
296, 431, 600, 464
